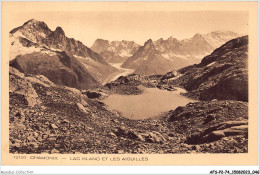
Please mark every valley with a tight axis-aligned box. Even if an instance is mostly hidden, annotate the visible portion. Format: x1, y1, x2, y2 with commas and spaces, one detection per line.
102, 63, 135, 85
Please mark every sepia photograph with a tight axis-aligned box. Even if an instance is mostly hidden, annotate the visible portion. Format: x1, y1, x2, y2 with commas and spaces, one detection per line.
1, 1, 258, 168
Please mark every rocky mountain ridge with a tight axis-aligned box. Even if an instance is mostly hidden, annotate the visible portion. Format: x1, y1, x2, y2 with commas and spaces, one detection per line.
10, 19, 118, 86
122, 31, 240, 76
11, 19, 107, 63
91, 39, 140, 63
122, 39, 189, 75
162, 35, 248, 102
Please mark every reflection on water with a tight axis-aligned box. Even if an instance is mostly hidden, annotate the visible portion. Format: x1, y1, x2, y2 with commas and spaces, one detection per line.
102, 86, 197, 120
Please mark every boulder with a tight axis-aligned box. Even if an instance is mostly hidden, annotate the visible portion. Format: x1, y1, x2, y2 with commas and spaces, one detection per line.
26, 76, 52, 88
117, 150, 124, 154
203, 114, 216, 124
64, 87, 81, 96
161, 70, 177, 80
204, 131, 226, 141
10, 70, 41, 107
10, 123, 26, 130
222, 125, 248, 136
128, 130, 145, 142
62, 119, 70, 123
109, 132, 117, 137
50, 124, 58, 129
51, 149, 60, 154
9, 67, 24, 78
136, 134, 146, 142
192, 145, 201, 151
147, 131, 166, 143
26, 135, 37, 142
84, 90, 101, 99
76, 103, 88, 113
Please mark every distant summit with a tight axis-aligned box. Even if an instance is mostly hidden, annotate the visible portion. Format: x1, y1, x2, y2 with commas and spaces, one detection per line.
91, 39, 140, 63
10, 19, 52, 42
54, 26, 65, 36
91, 39, 110, 53
121, 30, 240, 76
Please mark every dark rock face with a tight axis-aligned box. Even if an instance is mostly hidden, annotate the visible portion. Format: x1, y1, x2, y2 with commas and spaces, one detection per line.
161, 70, 177, 80
91, 39, 110, 54
84, 90, 102, 99
43, 29, 107, 64
10, 51, 100, 90
164, 36, 248, 102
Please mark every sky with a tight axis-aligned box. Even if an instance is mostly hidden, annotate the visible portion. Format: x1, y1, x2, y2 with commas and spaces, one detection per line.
9, 11, 248, 47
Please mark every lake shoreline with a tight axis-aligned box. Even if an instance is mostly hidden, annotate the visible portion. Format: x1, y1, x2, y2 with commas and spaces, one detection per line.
102, 86, 197, 120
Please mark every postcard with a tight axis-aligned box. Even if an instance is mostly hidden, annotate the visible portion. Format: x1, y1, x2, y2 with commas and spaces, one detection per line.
1, 1, 258, 166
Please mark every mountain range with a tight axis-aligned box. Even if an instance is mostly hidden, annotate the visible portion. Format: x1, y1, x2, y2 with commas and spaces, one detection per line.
9, 19, 118, 88
122, 31, 240, 75
9, 19, 241, 89
91, 39, 140, 63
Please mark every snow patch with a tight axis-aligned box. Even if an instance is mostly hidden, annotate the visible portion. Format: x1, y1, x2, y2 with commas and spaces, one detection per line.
73, 54, 92, 60
44, 46, 62, 52
119, 50, 132, 58
38, 32, 47, 38
10, 31, 26, 41
162, 53, 188, 60
40, 49, 57, 56
109, 63, 124, 69
10, 41, 41, 60
168, 74, 183, 81
207, 61, 216, 67
107, 46, 116, 52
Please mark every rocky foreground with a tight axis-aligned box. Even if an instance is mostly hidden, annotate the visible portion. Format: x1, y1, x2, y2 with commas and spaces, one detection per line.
9, 66, 248, 154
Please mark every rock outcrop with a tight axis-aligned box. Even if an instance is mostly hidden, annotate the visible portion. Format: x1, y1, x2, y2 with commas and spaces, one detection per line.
163, 36, 248, 102
9, 67, 41, 107
10, 50, 100, 89
166, 100, 248, 153
104, 74, 158, 95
